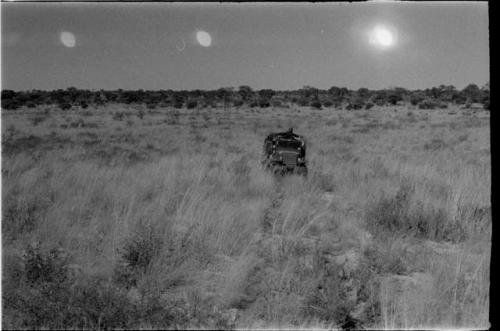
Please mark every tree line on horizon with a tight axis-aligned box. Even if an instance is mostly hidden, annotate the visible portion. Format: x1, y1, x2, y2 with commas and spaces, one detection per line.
1, 83, 489, 111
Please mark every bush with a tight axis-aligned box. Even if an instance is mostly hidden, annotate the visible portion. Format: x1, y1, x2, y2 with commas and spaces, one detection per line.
80, 101, 89, 109
70, 118, 86, 128
297, 98, 309, 107
418, 99, 439, 110
22, 243, 69, 284
310, 100, 322, 110
113, 112, 125, 121
147, 102, 157, 109
483, 100, 490, 110
233, 100, 244, 107
137, 109, 145, 120
1, 98, 22, 110
59, 102, 72, 111
5, 274, 136, 329
346, 102, 364, 110
323, 100, 333, 108
259, 99, 270, 108
365, 181, 467, 242
186, 100, 198, 109
114, 225, 163, 288
2, 196, 42, 240
410, 95, 424, 106
271, 99, 282, 108
30, 115, 46, 126
365, 102, 374, 110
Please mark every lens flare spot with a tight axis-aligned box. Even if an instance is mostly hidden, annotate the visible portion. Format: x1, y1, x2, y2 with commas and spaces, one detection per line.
196, 30, 212, 47
60, 31, 76, 48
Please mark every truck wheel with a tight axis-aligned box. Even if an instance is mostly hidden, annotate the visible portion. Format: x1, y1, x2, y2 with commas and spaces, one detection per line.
297, 166, 308, 176
273, 165, 284, 176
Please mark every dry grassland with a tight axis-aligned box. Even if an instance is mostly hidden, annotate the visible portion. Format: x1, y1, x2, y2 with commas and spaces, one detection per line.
1, 103, 491, 329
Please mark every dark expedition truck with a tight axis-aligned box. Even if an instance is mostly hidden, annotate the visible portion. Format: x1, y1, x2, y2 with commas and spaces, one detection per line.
261, 128, 308, 176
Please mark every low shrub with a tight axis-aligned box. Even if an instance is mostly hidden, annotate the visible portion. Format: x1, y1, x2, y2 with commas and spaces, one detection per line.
346, 102, 364, 110
310, 101, 322, 110
483, 100, 490, 110
70, 118, 85, 128
323, 100, 333, 108
2, 197, 43, 240
114, 225, 164, 288
271, 100, 282, 108
58, 102, 72, 111
297, 98, 309, 107
1, 98, 22, 110
22, 243, 69, 284
259, 99, 270, 108
365, 181, 467, 242
137, 109, 145, 120
113, 112, 125, 121
233, 100, 244, 107
418, 99, 439, 110
186, 100, 198, 109
30, 115, 46, 126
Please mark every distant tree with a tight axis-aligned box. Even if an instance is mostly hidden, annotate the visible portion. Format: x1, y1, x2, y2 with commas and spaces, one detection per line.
328, 86, 349, 99
437, 85, 457, 103
410, 92, 425, 106
452, 92, 467, 105
238, 85, 254, 102
1, 90, 21, 109
258, 89, 275, 100
480, 81, 490, 109
373, 90, 388, 106
387, 93, 402, 105
357, 87, 370, 99
216, 87, 234, 110
461, 84, 482, 103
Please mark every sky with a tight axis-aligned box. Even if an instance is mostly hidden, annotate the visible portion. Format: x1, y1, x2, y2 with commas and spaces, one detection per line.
1, 2, 489, 91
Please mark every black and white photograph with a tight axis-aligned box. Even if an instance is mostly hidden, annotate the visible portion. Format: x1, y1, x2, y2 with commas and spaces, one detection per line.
1, 1, 491, 329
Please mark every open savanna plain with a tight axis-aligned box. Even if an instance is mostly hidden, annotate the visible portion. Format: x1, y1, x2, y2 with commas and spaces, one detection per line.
2, 103, 491, 329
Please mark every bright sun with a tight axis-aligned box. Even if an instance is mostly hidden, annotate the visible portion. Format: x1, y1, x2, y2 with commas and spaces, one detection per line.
196, 30, 212, 47
369, 25, 395, 49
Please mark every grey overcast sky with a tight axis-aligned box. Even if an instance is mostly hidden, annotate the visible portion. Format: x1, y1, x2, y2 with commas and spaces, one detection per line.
1, 2, 489, 91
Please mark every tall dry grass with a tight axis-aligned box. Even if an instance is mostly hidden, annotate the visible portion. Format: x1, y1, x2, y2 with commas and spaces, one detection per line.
2, 104, 490, 329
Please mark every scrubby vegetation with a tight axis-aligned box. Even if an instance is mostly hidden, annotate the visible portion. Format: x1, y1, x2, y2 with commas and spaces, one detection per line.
2, 100, 490, 329
1, 83, 490, 112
